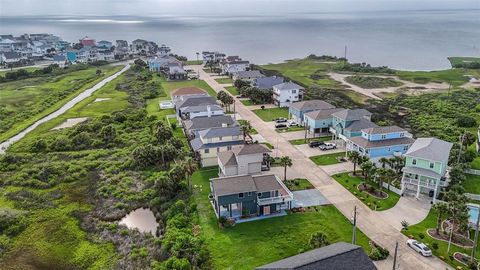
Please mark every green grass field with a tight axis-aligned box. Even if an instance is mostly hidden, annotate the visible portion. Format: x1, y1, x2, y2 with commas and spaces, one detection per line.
471, 157, 480, 170
185, 60, 202, 65
0, 65, 122, 143
345, 76, 403, 89
225, 86, 239, 96
332, 172, 400, 211
289, 136, 331, 145
448, 57, 480, 67
214, 78, 233, 84
191, 167, 373, 270
309, 152, 345, 165
284, 178, 314, 191
240, 99, 254, 106
154, 76, 217, 98
462, 174, 480, 194
252, 107, 289, 121
396, 68, 469, 86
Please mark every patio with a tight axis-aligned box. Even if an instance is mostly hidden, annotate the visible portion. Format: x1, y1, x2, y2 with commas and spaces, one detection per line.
293, 189, 330, 208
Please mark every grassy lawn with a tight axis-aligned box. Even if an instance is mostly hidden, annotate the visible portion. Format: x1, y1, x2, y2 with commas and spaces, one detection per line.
214, 78, 233, 84
309, 152, 345, 166
191, 167, 373, 270
0, 65, 122, 143
240, 99, 254, 106
276, 126, 304, 133
463, 174, 480, 194
471, 157, 480, 170
396, 68, 469, 86
345, 76, 403, 89
156, 76, 217, 99
284, 178, 314, 191
332, 172, 400, 211
252, 107, 289, 122
225, 86, 239, 96
289, 136, 330, 145
403, 208, 480, 269
185, 60, 202, 65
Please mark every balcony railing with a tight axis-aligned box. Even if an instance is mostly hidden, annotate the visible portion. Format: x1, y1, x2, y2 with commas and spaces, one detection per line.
257, 194, 294, 206
402, 176, 437, 189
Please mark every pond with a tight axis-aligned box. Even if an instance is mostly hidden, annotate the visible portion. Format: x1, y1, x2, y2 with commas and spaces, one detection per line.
119, 208, 158, 235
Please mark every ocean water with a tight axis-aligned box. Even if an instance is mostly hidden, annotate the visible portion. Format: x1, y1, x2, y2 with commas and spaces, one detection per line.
1, 10, 479, 70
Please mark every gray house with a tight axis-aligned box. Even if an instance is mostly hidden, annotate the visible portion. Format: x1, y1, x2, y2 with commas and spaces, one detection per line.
183, 115, 237, 138
217, 144, 271, 177
255, 242, 377, 270
231, 70, 265, 82
288, 100, 336, 125
210, 174, 294, 218
175, 96, 217, 118
252, 76, 284, 90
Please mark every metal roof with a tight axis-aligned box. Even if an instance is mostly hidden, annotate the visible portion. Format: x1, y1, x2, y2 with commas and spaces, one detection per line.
405, 137, 453, 162
332, 109, 371, 121
289, 100, 335, 112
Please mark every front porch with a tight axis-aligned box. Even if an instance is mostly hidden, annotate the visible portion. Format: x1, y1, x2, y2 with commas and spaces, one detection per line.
401, 169, 446, 202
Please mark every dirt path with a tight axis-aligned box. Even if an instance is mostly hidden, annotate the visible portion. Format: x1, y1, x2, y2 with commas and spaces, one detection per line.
328, 73, 450, 100
190, 64, 452, 270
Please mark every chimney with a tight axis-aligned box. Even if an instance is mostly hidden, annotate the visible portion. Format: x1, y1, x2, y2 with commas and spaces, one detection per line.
222, 122, 228, 127
207, 105, 212, 117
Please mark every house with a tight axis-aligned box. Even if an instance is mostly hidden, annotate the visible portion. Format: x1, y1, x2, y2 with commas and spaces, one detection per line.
304, 108, 345, 136
79, 36, 96, 47
52, 54, 67, 68
148, 55, 181, 71
170, 87, 209, 103
209, 174, 294, 219
252, 76, 284, 90
218, 144, 271, 177
221, 56, 250, 75
347, 126, 415, 160
115, 40, 129, 58
97, 50, 114, 61
202, 51, 226, 64
289, 100, 336, 125
330, 109, 378, 140
231, 70, 265, 82
157, 44, 171, 56
97, 40, 113, 50
131, 39, 148, 54
180, 104, 224, 120
255, 242, 377, 270
0, 51, 22, 65
66, 51, 77, 63
166, 62, 187, 80
272, 82, 304, 107
191, 126, 244, 167
401, 137, 453, 201
175, 96, 217, 117
183, 115, 237, 137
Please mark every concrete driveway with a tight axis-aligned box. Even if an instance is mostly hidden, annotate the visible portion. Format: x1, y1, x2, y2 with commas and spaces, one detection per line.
294, 144, 346, 157
293, 189, 330, 207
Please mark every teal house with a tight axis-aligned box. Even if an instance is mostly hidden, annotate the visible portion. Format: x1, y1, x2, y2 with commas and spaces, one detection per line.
209, 174, 293, 220
347, 126, 415, 160
304, 108, 345, 136
401, 138, 453, 201
330, 109, 378, 140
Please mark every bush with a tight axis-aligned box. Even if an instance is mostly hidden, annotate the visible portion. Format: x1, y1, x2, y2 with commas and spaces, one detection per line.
368, 242, 389, 261
419, 233, 425, 239
432, 242, 438, 250
456, 115, 477, 128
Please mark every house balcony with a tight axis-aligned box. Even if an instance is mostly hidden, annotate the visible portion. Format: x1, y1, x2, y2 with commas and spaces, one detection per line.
402, 176, 442, 189
257, 194, 294, 206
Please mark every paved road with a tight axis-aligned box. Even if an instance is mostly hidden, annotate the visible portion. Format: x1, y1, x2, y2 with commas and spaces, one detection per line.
0, 64, 131, 154
190, 65, 452, 270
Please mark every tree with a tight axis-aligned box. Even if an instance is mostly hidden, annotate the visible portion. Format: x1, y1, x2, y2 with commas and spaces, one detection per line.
31, 139, 47, 152
240, 120, 252, 140
461, 131, 476, 149
234, 79, 250, 89
375, 168, 388, 193
348, 151, 361, 175
448, 164, 466, 186
153, 121, 173, 144
379, 157, 390, 169
279, 156, 293, 181
456, 115, 477, 128
444, 185, 469, 252
360, 161, 374, 182
217, 91, 228, 109
100, 125, 116, 144
432, 202, 448, 234
96, 69, 102, 76
224, 94, 234, 112
183, 157, 198, 192
310, 232, 330, 248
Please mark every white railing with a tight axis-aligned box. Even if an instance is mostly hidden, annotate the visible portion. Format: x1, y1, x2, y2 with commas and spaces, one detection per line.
466, 193, 480, 201
381, 182, 402, 195
257, 194, 294, 205
402, 177, 436, 189
466, 169, 480, 176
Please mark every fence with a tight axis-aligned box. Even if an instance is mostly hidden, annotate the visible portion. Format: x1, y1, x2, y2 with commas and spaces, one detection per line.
466, 193, 480, 201
382, 182, 402, 195
466, 169, 480, 176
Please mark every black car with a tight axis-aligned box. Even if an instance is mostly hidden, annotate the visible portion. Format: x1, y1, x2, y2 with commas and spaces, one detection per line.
275, 123, 288, 129
308, 141, 325, 148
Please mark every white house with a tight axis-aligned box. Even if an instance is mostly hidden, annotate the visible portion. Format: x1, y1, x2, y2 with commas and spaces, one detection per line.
0, 51, 22, 65
53, 54, 67, 68
272, 82, 305, 107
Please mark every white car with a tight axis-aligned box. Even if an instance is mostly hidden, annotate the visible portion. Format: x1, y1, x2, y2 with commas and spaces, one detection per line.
406, 239, 432, 257
159, 101, 174, 109
288, 120, 299, 127
319, 143, 337, 151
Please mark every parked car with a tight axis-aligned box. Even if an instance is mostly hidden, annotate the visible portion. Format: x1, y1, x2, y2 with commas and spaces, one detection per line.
319, 143, 337, 151
288, 120, 299, 127
275, 123, 288, 129
308, 141, 325, 148
274, 118, 287, 123
406, 240, 432, 257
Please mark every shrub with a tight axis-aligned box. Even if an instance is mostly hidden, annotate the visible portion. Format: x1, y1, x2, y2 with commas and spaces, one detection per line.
432, 242, 438, 250
456, 115, 477, 128
419, 233, 425, 239
310, 232, 330, 248
171, 122, 177, 130
368, 242, 390, 261
401, 220, 409, 230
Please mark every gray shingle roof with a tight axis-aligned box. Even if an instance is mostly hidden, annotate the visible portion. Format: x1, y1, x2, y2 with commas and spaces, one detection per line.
3, 51, 20, 59
53, 54, 66, 61
232, 144, 271, 156
349, 136, 415, 149
405, 137, 453, 162
304, 108, 345, 120
273, 81, 304, 91
191, 137, 244, 151
253, 76, 284, 89
362, 125, 405, 135
232, 70, 265, 79
218, 151, 238, 166
332, 109, 371, 121
184, 115, 237, 132
181, 104, 223, 113
211, 174, 282, 197
255, 242, 377, 270
253, 175, 283, 193
177, 96, 217, 109
345, 119, 378, 132
289, 100, 335, 112
197, 126, 242, 139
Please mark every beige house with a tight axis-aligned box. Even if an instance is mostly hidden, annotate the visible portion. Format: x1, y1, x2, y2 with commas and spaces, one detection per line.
217, 144, 271, 177
191, 126, 244, 167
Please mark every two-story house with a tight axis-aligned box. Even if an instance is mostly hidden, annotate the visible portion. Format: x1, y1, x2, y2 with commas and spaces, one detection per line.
183, 115, 237, 138
272, 82, 304, 107
209, 174, 294, 219
401, 137, 453, 201
231, 70, 265, 82
175, 96, 218, 119
330, 109, 378, 141
288, 100, 336, 125
221, 56, 250, 75
251, 76, 284, 90
217, 144, 271, 177
191, 126, 244, 167
304, 108, 345, 136
171, 87, 209, 104
346, 126, 415, 160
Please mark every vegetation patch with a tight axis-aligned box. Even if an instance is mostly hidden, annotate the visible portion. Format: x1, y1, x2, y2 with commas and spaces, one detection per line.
448, 57, 480, 69
252, 107, 289, 122
309, 152, 346, 166
225, 86, 239, 96
214, 78, 233, 84
289, 136, 330, 145
284, 178, 314, 191
345, 76, 403, 89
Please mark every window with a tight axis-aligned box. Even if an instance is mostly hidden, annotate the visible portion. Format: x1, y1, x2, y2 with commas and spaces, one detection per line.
238, 193, 244, 198
248, 192, 252, 196
204, 149, 210, 154
257, 193, 262, 198
227, 146, 232, 150
430, 163, 434, 169
219, 136, 222, 141
403, 146, 409, 151
381, 135, 387, 139
412, 159, 416, 165
217, 147, 220, 152
292, 90, 297, 94
400, 133, 405, 137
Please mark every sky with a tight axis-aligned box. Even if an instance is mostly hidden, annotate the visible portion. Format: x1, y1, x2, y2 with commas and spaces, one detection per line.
0, 0, 479, 17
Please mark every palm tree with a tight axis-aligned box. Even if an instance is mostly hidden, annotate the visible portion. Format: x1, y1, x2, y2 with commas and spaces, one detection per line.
183, 157, 198, 192
375, 168, 388, 193
385, 168, 396, 191
279, 156, 293, 181
360, 161, 374, 182
240, 120, 252, 141
348, 151, 361, 175
433, 202, 448, 234
379, 157, 390, 169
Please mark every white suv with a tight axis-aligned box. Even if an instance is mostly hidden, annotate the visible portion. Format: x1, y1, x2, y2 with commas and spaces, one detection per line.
406, 239, 432, 257
319, 143, 337, 151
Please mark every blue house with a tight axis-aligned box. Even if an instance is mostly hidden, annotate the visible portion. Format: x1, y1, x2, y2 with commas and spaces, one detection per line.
210, 174, 293, 219
304, 108, 345, 136
288, 100, 336, 125
331, 109, 378, 140
347, 126, 415, 159
66, 51, 77, 62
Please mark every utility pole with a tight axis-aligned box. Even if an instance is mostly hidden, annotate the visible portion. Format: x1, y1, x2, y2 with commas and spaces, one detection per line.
472, 210, 480, 263
392, 242, 399, 270
352, 205, 357, 244
196, 52, 200, 77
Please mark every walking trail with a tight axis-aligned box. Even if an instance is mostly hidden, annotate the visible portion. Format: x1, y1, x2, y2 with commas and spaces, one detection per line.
188, 64, 453, 270
0, 64, 131, 154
